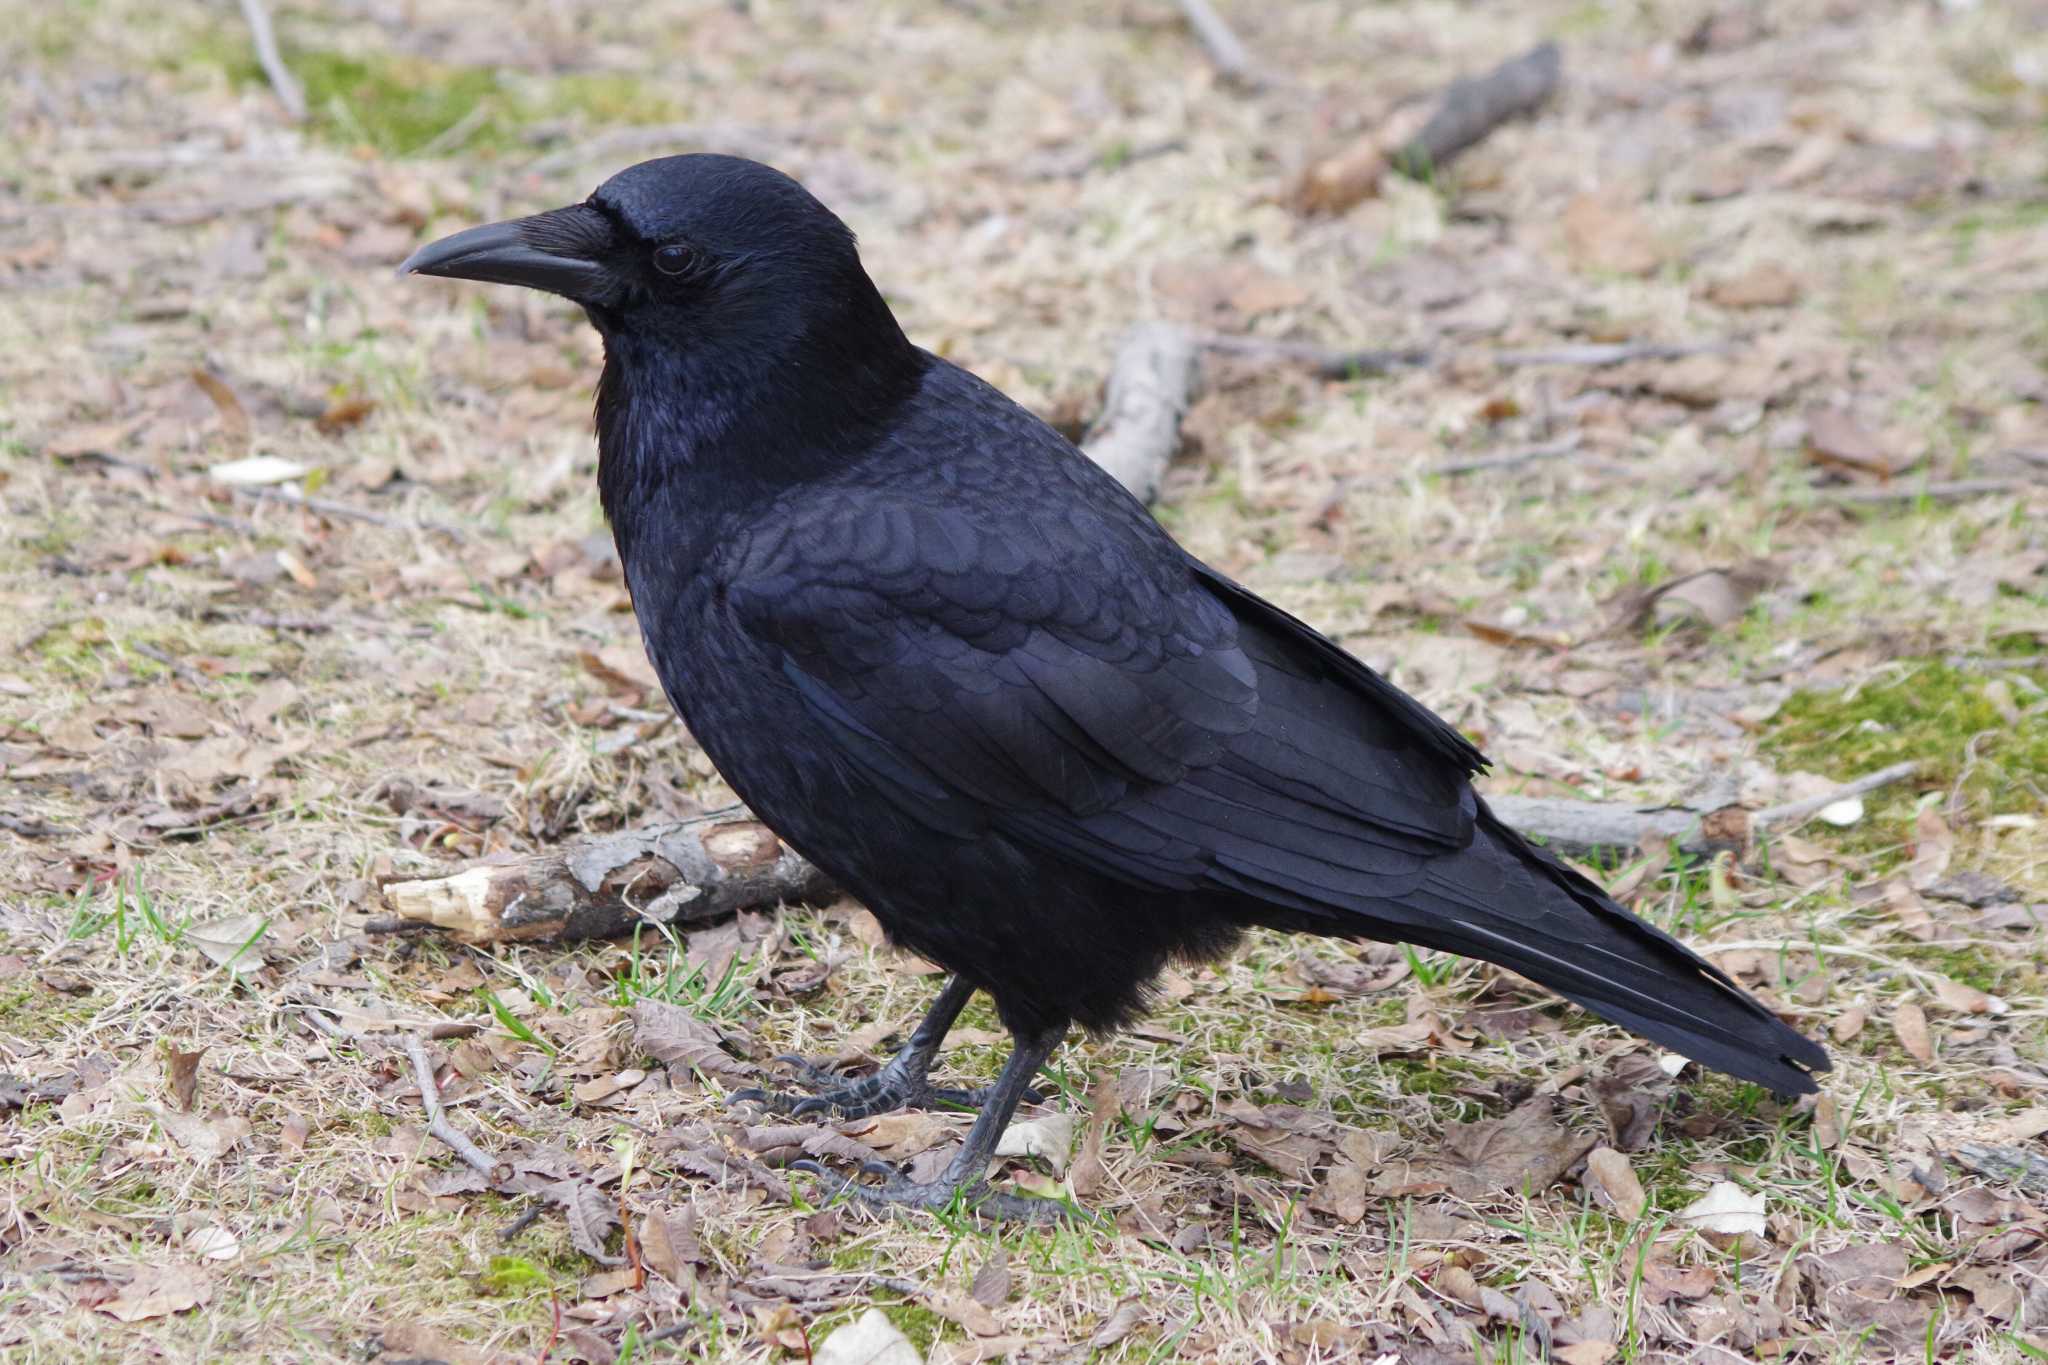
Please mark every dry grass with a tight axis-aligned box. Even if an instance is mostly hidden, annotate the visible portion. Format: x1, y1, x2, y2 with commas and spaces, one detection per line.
3, 0, 2046, 1361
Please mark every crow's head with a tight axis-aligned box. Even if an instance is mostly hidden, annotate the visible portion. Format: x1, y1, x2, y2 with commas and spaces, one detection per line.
401, 154, 900, 360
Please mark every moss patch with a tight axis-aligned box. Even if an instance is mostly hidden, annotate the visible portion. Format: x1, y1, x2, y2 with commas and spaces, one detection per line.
200, 41, 678, 158
1763, 660, 2048, 814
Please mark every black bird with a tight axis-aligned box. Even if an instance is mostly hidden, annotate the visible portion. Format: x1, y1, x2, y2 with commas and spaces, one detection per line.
402, 155, 1828, 1217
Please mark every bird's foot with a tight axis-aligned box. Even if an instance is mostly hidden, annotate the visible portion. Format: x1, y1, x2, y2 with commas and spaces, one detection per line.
787, 1159, 1077, 1223
730, 1053, 1037, 1120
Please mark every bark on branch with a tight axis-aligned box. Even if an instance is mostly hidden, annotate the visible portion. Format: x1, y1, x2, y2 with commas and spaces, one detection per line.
371, 811, 837, 945
1296, 41, 1562, 214
1082, 321, 1200, 505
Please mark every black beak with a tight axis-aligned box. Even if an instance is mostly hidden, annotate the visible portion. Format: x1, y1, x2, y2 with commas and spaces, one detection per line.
399, 204, 617, 301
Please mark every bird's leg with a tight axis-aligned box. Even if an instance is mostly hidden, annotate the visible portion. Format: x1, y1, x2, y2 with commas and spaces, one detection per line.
791, 1023, 1072, 1221
732, 975, 1037, 1119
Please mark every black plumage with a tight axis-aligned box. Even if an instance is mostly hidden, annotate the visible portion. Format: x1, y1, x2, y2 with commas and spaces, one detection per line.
403, 154, 1828, 1217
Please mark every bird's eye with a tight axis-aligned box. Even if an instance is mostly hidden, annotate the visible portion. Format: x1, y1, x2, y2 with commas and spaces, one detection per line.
652, 244, 697, 277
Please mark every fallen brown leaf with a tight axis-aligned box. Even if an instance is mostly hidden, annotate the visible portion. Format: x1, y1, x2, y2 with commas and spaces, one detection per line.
1582, 1146, 1646, 1221
1413, 1096, 1596, 1199
1893, 1000, 1934, 1063
98, 1263, 212, 1323
1563, 192, 1664, 276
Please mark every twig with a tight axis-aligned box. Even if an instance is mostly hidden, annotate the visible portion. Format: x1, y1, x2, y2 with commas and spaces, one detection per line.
1948, 654, 2046, 671
1175, 0, 1257, 86
403, 1032, 506, 1182
1081, 322, 1200, 505
1491, 341, 1732, 367
131, 642, 207, 687
1484, 761, 1922, 858
1400, 433, 1583, 481
1750, 760, 1923, 830
1392, 42, 1563, 181
235, 0, 306, 121
1295, 41, 1562, 213
1822, 478, 2028, 505
1199, 333, 1433, 379
1197, 335, 1730, 378
230, 485, 468, 540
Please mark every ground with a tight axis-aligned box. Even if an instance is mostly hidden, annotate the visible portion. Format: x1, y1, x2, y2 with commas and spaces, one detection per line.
3, 0, 2047, 1361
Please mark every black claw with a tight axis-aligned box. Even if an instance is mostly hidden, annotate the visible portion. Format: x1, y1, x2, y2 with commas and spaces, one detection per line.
787, 1158, 829, 1177
727, 1087, 769, 1107
857, 1159, 898, 1180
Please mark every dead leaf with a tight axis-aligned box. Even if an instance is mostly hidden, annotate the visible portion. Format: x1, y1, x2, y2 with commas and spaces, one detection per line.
161, 1041, 204, 1112
315, 395, 376, 434
187, 914, 268, 976
98, 1263, 212, 1322
186, 1224, 239, 1261
1414, 1096, 1596, 1199
1642, 1259, 1717, 1304
207, 454, 307, 486
639, 1205, 699, 1286
1806, 409, 1907, 480
1088, 1300, 1146, 1351
1831, 1005, 1867, 1043
1704, 264, 1802, 309
1069, 1071, 1121, 1199
994, 1112, 1074, 1176
544, 1178, 623, 1266
814, 1307, 920, 1365
155, 1107, 253, 1165
1555, 1344, 1618, 1365
1563, 192, 1664, 276
1908, 808, 1954, 891
1310, 1162, 1369, 1225
1583, 1147, 1646, 1220
970, 1245, 1011, 1309
1678, 1181, 1766, 1236
1893, 1000, 1934, 1063
191, 370, 251, 453
1952, 1265, 2021, 1321
632, 1000, 751, 1082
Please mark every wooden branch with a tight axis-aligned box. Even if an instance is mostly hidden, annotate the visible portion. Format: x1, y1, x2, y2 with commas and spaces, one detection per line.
1082, 322, 1200, 505
1199, 333, 1433, 379
1391, 42, 1562, 181
1175, 0, 1257, 87
231, 485, 469, 541
1822, 478, 2032, 506
1951, 1142, 2048, 1198
404, 1032, 509, 1183
372, 811, 837, 945
1485, 760, 1923, 859
1295, 41, 1562, 214
1197, 334, 1729, 379
236, 0, 306, 121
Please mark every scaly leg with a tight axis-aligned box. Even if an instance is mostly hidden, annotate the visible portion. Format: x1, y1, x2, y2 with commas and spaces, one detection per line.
790, 1022, 1073, 1222
731, 976, 1037, 1119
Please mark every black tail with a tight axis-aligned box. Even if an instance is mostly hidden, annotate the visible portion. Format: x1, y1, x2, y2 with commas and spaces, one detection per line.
1381, 798, 1830, 1094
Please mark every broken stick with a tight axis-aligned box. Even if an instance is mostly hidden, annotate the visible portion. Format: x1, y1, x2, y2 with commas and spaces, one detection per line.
1082, 321, 1200, 505
236, 0, 306, 121
373, 810, 837, 945
1485, 760, 1923, 860
1175, 0, 1258, 87
1296, 41, 1562, 214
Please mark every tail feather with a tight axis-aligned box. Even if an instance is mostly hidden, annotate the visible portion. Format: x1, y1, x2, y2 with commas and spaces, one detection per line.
1380, 798, 1830, 1094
